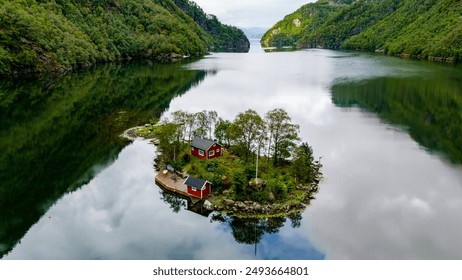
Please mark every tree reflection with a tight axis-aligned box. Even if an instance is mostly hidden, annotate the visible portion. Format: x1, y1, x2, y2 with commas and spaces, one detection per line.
159, 191, 187, 213
287, 212, 303, 228
210, 212, 304, 247
0, 61, 210, 258
332, 73, 462, 164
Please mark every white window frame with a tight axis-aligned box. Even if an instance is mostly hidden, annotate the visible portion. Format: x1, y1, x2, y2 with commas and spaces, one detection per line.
199, 150, 204, 156
209, 150, 215, 157
191, 187, 197, 191
191, 147, 194, 151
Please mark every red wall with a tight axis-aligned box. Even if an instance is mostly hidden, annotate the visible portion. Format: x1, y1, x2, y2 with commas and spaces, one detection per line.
187, 186, 202, 198
202, 182, 211, 197
191, 144, 222, 160
187, 183, 211, 198
207, 144, 222, 159
191, 147, 207, 159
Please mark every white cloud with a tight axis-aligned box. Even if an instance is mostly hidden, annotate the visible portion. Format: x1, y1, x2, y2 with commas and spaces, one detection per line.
192, 0, 315, 28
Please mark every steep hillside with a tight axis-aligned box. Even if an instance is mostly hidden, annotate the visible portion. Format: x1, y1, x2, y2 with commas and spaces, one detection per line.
173, 0, 250, 52
262, 0, 462, 62
0, 0, 248, 75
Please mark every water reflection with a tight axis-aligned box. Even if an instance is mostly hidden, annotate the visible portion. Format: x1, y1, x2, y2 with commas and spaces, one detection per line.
4, 141, 324, 259
0, 61, 209, 257
3, 43, 462, 259
158, 184, 316, 257
331, 75, 462, 164
166, 48, 462, 259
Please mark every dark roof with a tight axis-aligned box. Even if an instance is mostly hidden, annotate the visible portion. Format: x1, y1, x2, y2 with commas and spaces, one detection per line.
190, 137, 218, 151
184, 176, 207, 189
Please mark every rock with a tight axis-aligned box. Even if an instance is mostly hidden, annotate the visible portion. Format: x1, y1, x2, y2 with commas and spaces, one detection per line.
223, 199, 234, 207
293, 19, 301, 27
235, 201, 245, 209
204, 200, 214, 210
268, 192, 275, 202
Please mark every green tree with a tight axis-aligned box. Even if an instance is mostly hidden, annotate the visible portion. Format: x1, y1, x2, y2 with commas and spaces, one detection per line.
265, 108, 300, 166
184, 112, 196, 142
291, 142, 315, 184
206, 110, 218, 139
214, 117, 232, 147
231, 109, 265, 162
193, 110, 208, 138
232, 171, 247, 199
171, 110, 188, 141
152, 120, 183, 164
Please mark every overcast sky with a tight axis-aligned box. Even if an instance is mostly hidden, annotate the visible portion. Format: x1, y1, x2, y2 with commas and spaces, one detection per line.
192, 0, 315, 29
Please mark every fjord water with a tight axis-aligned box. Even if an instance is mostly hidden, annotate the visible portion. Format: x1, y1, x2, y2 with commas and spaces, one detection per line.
2, 41, 462, 259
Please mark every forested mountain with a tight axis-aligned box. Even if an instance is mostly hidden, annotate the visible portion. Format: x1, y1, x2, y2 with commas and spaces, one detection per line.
172, 0, 249, 52
0, 0, 249, 75
261, 0, 462, 62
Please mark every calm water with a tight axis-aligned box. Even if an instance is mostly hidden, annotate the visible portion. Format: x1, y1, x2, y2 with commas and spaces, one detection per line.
1, 41, 462, 259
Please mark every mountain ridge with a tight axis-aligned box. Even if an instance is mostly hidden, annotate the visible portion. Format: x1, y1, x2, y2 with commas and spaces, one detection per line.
261, 0, 462, 63
0, 0, 249, 75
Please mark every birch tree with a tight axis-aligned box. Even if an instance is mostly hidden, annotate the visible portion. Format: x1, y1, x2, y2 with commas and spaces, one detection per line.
265, 108, 300, 166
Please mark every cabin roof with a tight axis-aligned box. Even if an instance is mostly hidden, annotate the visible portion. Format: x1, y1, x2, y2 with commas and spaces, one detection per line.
190, 137, 218, 151
184, 176, 207, 189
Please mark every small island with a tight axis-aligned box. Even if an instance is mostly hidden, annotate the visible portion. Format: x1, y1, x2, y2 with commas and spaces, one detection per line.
131, 108, 322, 217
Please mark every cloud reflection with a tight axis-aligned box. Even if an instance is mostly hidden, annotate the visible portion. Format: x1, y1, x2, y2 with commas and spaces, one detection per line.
171, 45, 462, 259
6, 43, 462, 260
5, 141, 248, 259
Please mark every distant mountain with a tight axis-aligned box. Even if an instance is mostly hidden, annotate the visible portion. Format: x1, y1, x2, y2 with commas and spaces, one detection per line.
0, 0, 249, 75
241, 27, 269, 39
261, 0, 462, 62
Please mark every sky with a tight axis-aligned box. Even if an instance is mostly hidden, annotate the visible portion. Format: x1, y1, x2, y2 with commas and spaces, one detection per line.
192, 0, 315, 29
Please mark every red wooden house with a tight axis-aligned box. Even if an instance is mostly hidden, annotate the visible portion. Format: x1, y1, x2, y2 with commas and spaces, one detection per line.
190, 137, 222, 160
184, 176, 211, 199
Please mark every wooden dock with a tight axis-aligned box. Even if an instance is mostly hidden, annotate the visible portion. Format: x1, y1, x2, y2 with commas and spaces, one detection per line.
154, 170, 201, 204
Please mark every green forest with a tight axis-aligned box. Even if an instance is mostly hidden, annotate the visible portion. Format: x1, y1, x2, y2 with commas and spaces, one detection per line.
261, 0, 462, 62
0, 0, 249, 75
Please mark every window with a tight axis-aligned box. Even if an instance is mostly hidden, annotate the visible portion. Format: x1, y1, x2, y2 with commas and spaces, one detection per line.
199, 150, 204, 156
209, 150, 215, 157
216, 148, 220, 152
191, 147, 194, 151
191, 187, 196, 191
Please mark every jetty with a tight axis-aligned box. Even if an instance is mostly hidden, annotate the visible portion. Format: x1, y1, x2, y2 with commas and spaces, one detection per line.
155, 170, 202, 204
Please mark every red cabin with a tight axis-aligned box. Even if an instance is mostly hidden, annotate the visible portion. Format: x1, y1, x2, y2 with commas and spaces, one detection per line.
190, 137, 222, 160
184, 176, 211, 199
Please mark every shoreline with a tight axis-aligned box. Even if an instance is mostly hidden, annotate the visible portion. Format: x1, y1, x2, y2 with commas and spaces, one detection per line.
123, 124, 323, 218
205, 174, 321, 218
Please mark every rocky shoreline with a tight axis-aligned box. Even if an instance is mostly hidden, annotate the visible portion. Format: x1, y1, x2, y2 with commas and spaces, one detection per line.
122, 124, 323, 217
205, 167, 322, 217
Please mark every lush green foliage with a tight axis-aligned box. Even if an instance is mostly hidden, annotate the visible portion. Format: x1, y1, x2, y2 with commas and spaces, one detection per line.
172, 0, 250, 52
262, 0, 462, 62
144, 109, 319, 204
0, 0, 248, 75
